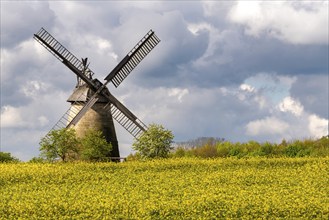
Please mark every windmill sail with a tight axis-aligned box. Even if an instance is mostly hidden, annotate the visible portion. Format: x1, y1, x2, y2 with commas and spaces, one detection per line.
34, 28, 96, 89
102, 92, 148, 138
107, 103, 147, 138
48, 90, 147, 139
105, 30, 160, 87
66, 96, 99, 127
66, 85, 147, 138
34, 27, 160, 143
43, 92, 91, 137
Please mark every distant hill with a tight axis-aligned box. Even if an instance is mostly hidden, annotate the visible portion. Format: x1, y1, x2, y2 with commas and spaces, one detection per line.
173, 137, 225, 149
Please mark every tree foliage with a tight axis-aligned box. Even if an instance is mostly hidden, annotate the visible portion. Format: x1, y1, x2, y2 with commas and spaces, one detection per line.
39, 128, 113, 162
80, 129, 112, 161
0, 152, 19, 163
29, 157, 46, 163
39, 128, 80, 162
133, 124, 174, 159
175, 137, 225, 148
172, 136, 329, 159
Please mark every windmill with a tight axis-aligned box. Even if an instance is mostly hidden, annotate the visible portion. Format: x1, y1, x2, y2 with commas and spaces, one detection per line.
34, 27, 160, 160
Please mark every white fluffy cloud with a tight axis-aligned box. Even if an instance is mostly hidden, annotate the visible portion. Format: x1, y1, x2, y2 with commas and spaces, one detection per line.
278, 96, 304, 116
0, 105, 49, 129
168, 88, 189, 103
239, 84, 255, 93
229, 1, 329, 45
0, 105, 27, 128
308, 114, 328, 138
246, 95, 328, 141
246, 116, 289, 136
20, 80, 49, 98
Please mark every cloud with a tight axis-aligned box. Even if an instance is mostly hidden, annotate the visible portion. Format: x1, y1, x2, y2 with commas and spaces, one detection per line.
0, 128, 45, 161
1, 105, 26, 128
290, 74, 329, 119
1, 1, 55, 48
1, 1, 328, 161
239, 84, 255, 93
20, 80, 50, 99
246, 116, 289, 136
278, 97, 304, 116
308, 115, 329, 138
112, 83, 272, 143
168, 88, 189, 103
1, 98, 63, 130
0, 105, 48, 129
187, 22, 224, 67
246, 93, 328, 141
228, 1, 329, 45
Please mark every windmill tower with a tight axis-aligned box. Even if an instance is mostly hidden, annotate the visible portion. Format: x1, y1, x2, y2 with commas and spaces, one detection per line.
34, 28, 160, 159
66, 58, 119, 157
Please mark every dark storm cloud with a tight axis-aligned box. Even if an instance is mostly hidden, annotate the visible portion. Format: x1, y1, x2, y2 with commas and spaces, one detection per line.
135, 30, 209, 87
290, 74, 329, 119
136, 27, 329, 89
107, 2, 328, 90
240, 38, 329, 76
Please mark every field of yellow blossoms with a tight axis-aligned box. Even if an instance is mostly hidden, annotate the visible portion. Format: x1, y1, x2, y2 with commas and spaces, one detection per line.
1, 157, 328, 219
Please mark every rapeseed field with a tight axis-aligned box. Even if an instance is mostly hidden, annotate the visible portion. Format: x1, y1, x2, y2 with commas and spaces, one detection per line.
1, 157, 328, 219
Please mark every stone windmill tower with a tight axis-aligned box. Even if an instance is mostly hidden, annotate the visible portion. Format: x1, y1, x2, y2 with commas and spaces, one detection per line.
66, 58, 119, 157
34, 28, 160, 159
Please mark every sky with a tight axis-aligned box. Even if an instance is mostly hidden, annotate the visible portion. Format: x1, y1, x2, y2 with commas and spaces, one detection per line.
1, 1, 328, 161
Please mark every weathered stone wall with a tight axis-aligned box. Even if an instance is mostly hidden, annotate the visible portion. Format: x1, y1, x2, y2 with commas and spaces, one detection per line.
69, 103, 120, 157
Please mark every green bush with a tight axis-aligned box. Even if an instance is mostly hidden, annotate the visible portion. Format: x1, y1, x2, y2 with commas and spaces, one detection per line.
39, 128, 80, 162
229, 144, 242, 157
80, 129, 112, 162
172, 136, 329, 159
273, 139, 287, 156
29, 157, 46, 163
39, 128, 114, 162
260, 142, 274, 156
243, 141, 261, 157
192, 144, 218, 158
133, 124, 174, 159
216, 142, 231, 157
310, 136, 329, 156
284, 140, 310, 157
171, 147, 186, 158
0, 152, 19, 163
126, 152, 142, 161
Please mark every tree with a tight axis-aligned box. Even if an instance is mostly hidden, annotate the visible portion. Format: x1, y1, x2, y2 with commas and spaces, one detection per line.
0, 152, 19, 163
80, 129, 112, 161
132, 123, 174, 159
39, 128, 80, 162
29, 157, 46, 163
